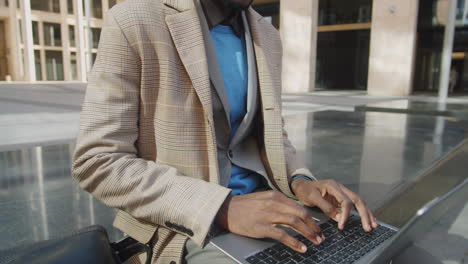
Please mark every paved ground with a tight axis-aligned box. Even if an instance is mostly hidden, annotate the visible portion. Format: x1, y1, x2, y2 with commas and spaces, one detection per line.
2, 82, 468, 151
0, 83, 85, 151
1, 82, 467, 263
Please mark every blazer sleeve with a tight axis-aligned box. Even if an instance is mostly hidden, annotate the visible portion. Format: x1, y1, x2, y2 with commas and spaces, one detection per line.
71, 10, 231, 247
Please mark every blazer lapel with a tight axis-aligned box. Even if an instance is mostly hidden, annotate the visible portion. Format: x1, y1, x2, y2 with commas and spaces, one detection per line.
229, 11, 258, 148
164, 2, 213, 118
195, 1, 231, 126
247, 8, 289, 194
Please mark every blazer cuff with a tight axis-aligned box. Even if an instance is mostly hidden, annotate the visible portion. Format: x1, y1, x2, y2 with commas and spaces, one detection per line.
190, 187, 231, 247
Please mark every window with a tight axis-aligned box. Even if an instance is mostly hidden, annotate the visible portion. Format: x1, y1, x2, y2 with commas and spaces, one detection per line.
1, 0, 8, 7
82, 0, 102, 18
92, 52, 97, 65
32, 21, 39, 45
70, 52, 78, 80
91, 28, 101, 48
68, 0, 74, 14
69, 25, 75, 47
92, 0, 103, 18
31, 0, 60, 13
18, 19, 22, 44
45, 51, 64, 80
34, 50, 42, 81
318, 0, 372, 26
44, 23, 62, 47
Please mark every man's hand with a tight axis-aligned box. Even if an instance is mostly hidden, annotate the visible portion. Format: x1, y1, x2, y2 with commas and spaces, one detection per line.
215, 191, 325, 253
291, 178, 378, 232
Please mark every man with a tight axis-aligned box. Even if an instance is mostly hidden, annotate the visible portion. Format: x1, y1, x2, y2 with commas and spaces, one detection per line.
449, 66, 458, 94
72, 0, 377, 263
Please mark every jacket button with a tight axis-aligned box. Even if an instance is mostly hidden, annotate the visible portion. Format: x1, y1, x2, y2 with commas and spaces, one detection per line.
228, 150, 233, 159
186, 229, 194, 236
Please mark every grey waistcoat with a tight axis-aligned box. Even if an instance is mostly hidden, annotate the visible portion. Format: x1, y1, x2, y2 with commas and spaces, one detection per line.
196, 5, 268, 188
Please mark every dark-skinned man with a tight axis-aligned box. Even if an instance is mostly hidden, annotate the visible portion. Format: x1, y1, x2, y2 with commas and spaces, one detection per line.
72, 0, 377, 263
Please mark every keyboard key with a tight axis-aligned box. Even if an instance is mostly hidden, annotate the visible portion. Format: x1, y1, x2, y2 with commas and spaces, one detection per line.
264, 257, 276, 264
322, 260, 335, 264
340, 240, 350, 247
321, 239, 334, 248
336, 241, 348, 248
356, 240, 367, 248
310, 255, 321, 262
320, 222, 332, 230
265, 248, 277, 256
292, 254, 304, 262
254, 252, 268, 260
316, 244, 326, 250
330, 255, 342, 263
325, 246, 339, 255
246, 256, 260, 264
272, 251, 290, 261
341, 258, 354, 264
272, 244, 287, 252
305, 247, 318, 256
336, 251, 348, 259
352, 253, 362, 260
343, 247, 354, 255
317, 251, 329, 259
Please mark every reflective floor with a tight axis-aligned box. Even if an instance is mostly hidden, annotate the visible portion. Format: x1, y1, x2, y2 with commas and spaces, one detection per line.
0, 144, 122, 249
355, 100, 468, 120
285, 110, 468, 208
0, 110, 467, 262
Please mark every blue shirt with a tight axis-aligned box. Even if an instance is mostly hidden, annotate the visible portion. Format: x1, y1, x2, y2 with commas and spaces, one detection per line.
210, 25, 262, 196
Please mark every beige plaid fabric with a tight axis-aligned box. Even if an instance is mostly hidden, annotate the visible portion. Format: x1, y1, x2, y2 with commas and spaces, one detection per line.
72, 0, 314, 263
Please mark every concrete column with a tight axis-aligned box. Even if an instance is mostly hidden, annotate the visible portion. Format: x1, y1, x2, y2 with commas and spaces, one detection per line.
280, 0, 318, 93
8, 0, 22, 80
75, 0, 87, 81
61, 0, 72, 81
438, 0, 457, 102
367, 0, 419, 96
38, 21, 47, 81
84, 0, 93, 72
19, 0, 36, 82
463, 0, 468, 25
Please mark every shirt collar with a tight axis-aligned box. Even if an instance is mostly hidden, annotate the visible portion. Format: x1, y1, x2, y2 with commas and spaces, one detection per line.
200, 0, 244, 37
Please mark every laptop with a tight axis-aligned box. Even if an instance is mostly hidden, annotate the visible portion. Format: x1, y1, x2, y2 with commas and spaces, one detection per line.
210, 178, 468, 264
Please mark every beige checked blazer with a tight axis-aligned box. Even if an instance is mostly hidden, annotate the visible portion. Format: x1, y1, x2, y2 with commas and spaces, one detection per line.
72, 0, 314, 263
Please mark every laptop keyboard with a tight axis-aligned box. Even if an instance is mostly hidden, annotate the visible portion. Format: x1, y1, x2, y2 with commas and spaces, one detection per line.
245, 216, 396, 264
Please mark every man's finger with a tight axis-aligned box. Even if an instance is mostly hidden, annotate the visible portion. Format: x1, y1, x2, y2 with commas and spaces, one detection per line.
271, 192, 322, 234
306, 189, 340, 222
268, 227, 307, 253
271, 213, 323, 246
323, 182, 353, 230
339, 184, 373, 232
368, 209, 378, 229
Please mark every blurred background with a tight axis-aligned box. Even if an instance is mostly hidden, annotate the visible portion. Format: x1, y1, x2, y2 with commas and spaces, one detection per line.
0, 0, 466, 95
0, 1, 467, 263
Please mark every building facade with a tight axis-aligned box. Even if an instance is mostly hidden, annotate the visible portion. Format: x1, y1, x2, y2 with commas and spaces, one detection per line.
1, 0, 467, 96
280, 0, 468, 95
0, 0, 121, 82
